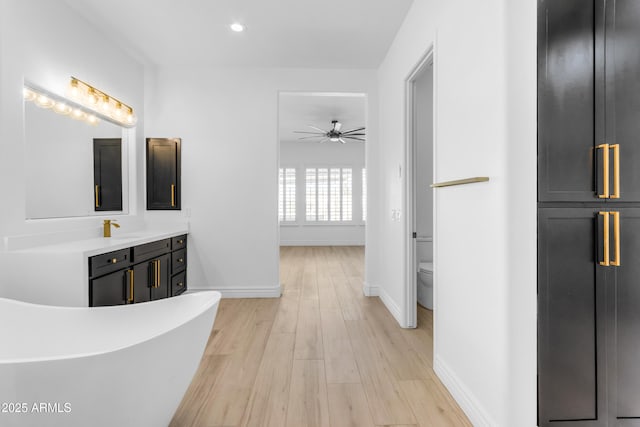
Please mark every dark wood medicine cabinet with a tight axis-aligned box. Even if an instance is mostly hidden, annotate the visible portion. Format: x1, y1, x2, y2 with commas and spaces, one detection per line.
146, 137, 181, 210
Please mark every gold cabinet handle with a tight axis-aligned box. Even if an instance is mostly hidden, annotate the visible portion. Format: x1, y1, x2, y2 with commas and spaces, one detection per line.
598, 144, 610, 198
599, 211, 610, 266
177, 282, 184, 287
111, 258, 118, 264
153, 260, 158, 288
153, 259, 161, 288
95, 185, 100, 207
128, 269, 134, 302
611, 144, 620, 199
177, 239, 184, 244
178, 258, 184, 263
171, 184, 176, 207
612, 211, 621, 266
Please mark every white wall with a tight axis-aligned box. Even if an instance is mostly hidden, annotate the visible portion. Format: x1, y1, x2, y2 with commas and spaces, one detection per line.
144, 67, 377, 296
0, 0, 146, 243
279, 140, 365, 246
371, 0, 536, 426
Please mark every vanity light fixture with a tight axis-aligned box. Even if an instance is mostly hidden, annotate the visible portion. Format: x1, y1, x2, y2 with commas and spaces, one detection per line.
67, 77, 137, 127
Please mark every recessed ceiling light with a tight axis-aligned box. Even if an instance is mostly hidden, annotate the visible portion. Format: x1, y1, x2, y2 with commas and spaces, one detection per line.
230, 23, 244, 32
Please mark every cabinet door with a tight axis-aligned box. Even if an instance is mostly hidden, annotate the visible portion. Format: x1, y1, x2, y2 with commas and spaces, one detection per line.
538, 208, 607, 426
146, 138, 180, 210
91, 269, 127, 307
538, 0, 604, 202
605, 1, 640, 203
150, 254, 170, 301
132, 262, 151, 304
93, 138, 122, 211
609, 208, 640, 425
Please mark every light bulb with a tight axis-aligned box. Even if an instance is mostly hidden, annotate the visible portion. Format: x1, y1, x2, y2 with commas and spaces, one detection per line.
86, 89, 98, 105
35, 94, 55, 108
330, 137, 339, 142
230, 23, 244, 32
113, 103, 123, 118
99, 95, 110, 112
53, 102, 72, 115
23, 88, 37, 101
85, 114, 99, 125
69, 80, 80, 98
71, 108, 85, 120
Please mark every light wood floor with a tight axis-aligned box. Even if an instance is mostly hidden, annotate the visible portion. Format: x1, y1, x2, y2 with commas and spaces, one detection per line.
170, 246, 471, 427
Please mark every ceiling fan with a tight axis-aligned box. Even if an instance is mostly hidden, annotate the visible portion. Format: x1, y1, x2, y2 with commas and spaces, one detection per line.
294, 120, 365, 144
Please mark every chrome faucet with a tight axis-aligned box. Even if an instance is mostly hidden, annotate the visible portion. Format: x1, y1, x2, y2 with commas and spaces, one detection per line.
103, 219, 120, 238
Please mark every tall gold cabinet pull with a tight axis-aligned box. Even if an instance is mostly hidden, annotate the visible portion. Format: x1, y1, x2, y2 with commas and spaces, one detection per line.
600, 211, 610, 266
95, 185, 100, 207
612, 144, 620, 199
128, 270, 134, 302
598, 144, 610, 198
171, 184, 176, 207
152, 260, 161, 288
612, 211, 621, 266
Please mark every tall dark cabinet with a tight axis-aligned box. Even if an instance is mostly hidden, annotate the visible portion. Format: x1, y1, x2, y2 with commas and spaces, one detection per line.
538, 1, 640, 426
93, 138, 122, 211
146, 138, 181, 210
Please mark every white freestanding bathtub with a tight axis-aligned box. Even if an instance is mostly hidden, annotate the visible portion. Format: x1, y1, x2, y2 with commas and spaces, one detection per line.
0, 291, 220, 427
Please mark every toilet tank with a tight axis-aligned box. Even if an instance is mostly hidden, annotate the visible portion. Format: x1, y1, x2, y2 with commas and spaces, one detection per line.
416, 237, 433, 263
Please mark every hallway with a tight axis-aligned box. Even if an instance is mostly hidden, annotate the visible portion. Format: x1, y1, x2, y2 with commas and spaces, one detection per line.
171, 246, 470, 426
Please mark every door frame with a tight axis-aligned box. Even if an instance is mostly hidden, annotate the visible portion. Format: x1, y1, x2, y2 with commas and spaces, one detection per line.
403, 46, 434, 328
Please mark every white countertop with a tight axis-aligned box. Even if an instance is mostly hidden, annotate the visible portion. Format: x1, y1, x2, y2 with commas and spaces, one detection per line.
11, 226, 189, 257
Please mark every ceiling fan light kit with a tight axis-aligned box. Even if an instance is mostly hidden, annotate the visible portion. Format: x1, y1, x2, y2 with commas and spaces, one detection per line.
294, 119, 366, 144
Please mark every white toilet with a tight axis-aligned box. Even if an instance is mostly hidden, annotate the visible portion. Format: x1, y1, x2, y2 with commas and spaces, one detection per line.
417, 262, 433, 310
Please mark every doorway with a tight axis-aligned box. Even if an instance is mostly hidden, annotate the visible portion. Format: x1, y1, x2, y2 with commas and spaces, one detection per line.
405, 49, 434, 328
277, 92, 367, 247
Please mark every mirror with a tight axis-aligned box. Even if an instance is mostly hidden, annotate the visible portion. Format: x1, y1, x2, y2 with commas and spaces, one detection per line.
24, 87, 130, 219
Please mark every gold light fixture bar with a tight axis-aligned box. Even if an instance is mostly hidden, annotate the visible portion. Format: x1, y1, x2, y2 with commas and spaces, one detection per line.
69, 77, 136, 127
430, 177, 490, 188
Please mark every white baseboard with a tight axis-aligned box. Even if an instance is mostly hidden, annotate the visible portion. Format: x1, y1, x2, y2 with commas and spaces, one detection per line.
434, 356, 497, 426
378, 286, 403, 326
280, 240, 365, 246
190, 284, 281, 298
362, 282, 379, 296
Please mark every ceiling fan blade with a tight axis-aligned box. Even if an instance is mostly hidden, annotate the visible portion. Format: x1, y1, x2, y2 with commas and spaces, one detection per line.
319, 137, 329, 143
334, 121, 342, 131
308, 125, 328, 133
294, 131, 326, 135
297, 135, 325, 140
342, 136, 365, 141
341, 127, 365, 134
338, 138, 347, 144
341, 133, 365, 136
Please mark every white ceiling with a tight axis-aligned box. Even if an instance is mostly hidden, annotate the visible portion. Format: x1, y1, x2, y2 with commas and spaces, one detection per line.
279, 93, 366, 144
63, 0, 413, 68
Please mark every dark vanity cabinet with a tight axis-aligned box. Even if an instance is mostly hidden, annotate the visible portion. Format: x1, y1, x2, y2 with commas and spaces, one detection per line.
538, 1, 640, 425
93, 138, 123, 211
146, 138, 181, 210
89, 234, 188, 307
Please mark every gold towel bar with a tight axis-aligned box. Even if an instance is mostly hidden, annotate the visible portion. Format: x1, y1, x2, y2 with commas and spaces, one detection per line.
430, 177, 490, 188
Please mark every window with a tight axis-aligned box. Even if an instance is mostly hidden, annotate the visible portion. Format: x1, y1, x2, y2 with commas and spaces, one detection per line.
362, 168, 367, 221
306, 167, 352, 221
278, 168, 296, 221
